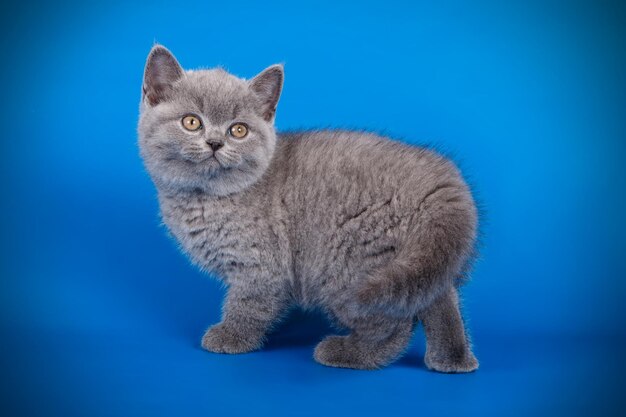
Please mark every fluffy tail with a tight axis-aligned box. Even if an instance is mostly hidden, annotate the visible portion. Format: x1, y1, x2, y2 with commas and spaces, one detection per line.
356, 184, 477, 317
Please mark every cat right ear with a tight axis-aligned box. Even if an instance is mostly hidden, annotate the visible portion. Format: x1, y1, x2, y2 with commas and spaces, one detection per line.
142, 45, 184, 106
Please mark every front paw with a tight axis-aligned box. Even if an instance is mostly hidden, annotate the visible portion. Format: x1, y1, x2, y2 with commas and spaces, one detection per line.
201, 323, 263, 354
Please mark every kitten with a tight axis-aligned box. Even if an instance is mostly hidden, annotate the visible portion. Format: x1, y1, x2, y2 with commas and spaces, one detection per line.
138, 45, 479, 372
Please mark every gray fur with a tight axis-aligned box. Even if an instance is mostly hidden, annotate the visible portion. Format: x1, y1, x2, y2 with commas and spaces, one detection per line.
138, 44, 479, 372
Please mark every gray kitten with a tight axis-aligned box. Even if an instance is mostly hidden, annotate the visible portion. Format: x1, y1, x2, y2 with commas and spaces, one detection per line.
138, 45, 479, 372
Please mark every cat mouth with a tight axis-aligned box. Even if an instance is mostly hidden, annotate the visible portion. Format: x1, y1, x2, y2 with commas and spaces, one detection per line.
201, 154, 232, 173
180, 152, 232, 172
213, 152, 240, 170
181, 152, 220, 165
210, 153, 226, 168
195, 155, 221, 169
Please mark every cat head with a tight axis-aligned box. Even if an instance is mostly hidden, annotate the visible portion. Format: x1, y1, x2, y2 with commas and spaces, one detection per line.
138, 45, 283, 196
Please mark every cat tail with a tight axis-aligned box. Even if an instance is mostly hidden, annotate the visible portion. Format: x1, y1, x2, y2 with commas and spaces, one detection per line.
355, 185, 477, 317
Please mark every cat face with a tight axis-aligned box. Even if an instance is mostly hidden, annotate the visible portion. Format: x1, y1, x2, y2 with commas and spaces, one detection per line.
138, 45, 283, 196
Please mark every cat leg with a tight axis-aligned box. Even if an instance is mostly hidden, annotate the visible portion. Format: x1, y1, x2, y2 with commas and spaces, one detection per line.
313, 315, 413, 370
419, 287, 478, 373
202, 283, 288, 354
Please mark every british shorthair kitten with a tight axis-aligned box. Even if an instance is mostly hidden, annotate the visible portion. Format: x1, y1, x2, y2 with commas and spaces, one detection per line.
138, 45, 479, 372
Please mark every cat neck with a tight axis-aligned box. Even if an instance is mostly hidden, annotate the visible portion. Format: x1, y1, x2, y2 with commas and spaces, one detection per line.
156, 183, 240, 205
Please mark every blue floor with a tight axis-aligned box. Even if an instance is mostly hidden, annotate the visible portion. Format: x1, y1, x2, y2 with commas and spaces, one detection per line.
2, 301, 625, 416
1, 1, 625, 416
1, 187, 624, 415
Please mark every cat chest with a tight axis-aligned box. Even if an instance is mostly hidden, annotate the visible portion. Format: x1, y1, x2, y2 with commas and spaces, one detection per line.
162, 204, 263, 275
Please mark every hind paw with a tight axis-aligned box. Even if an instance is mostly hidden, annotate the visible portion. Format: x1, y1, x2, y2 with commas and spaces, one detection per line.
314, 336, 380, 370
425, 349, 479, 373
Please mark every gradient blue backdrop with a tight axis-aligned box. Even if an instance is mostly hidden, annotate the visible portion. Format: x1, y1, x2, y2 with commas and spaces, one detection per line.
1, 1, 625, 416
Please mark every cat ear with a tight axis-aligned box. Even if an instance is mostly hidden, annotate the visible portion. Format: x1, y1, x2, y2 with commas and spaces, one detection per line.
142, 45, 184, 106
249, 64, 284, 121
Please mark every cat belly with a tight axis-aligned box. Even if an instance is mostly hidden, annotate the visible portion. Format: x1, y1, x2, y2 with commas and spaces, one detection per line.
289, 218, 404, 309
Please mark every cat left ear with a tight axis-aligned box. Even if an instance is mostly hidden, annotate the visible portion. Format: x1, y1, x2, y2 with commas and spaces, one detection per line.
143, 45, 184, 106
249, 64, 284, 121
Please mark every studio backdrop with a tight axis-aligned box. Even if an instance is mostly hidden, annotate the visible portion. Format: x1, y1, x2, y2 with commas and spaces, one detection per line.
0, 1, 624, 416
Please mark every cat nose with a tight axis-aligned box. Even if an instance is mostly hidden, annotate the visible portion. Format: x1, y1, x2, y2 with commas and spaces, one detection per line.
206, 140, 224, 152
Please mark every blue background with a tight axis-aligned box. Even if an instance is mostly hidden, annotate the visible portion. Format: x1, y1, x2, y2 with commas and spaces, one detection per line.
1, 1, 625, 416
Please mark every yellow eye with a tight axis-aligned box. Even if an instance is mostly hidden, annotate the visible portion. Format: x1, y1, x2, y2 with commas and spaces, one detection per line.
229, 123, 248, 139
182, 115, 202, 131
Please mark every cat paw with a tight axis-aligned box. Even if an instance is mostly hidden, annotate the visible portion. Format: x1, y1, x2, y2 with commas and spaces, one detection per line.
313, 336, 380, 370
201, 324, 263, 354
424, 349, 479, 373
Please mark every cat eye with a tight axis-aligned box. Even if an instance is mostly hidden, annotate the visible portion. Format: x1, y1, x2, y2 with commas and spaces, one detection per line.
182, 114, 202, 131
228, 123, 248, 139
